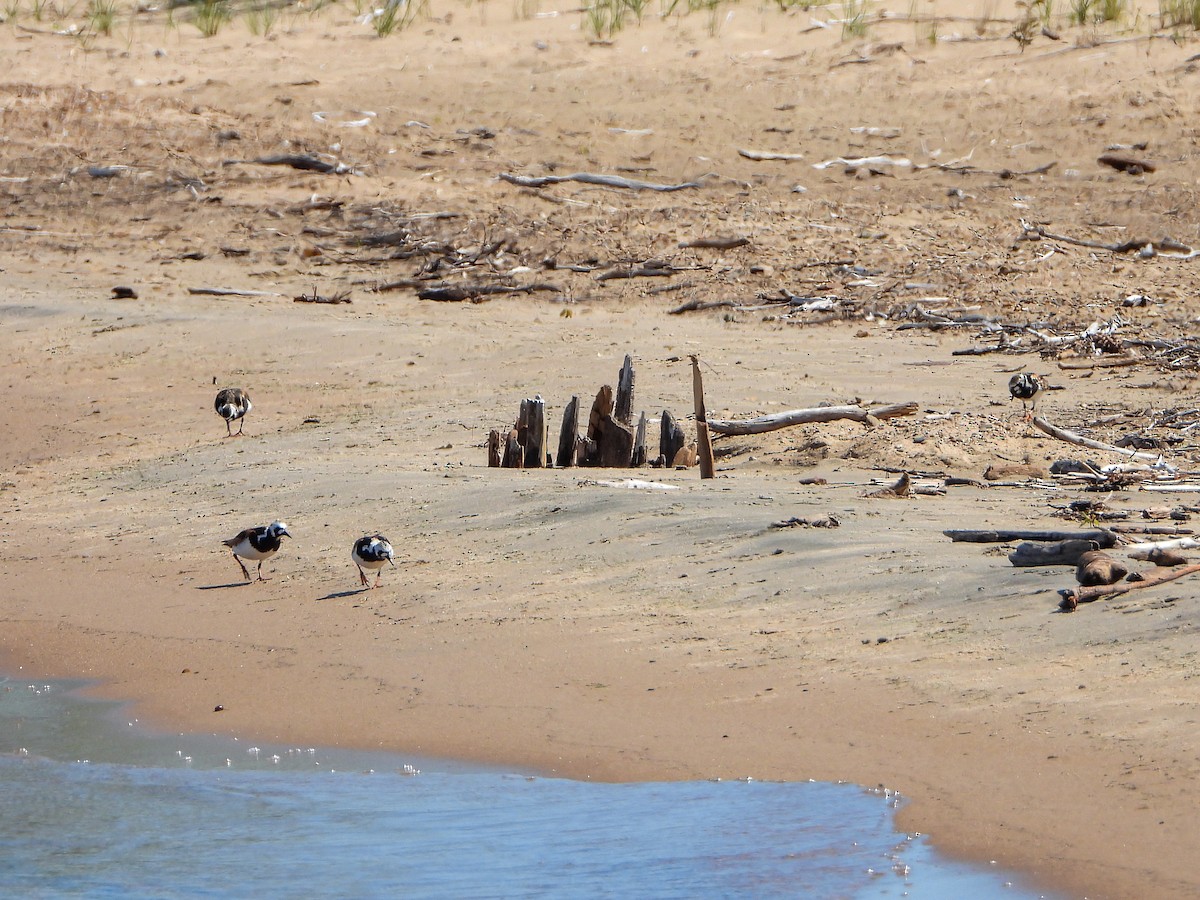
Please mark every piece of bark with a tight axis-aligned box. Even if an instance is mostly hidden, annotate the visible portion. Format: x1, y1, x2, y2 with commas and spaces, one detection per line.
1075, 550, 1129, 586
660, 410, 686, 467
1127, 537, 1200, 558
557, 396, 580, 468
707, 401, 918, 435
1060, 562, 1200, 610
1008, 539, 1100, 567
945, 528, 1118, 547
615, 355, 635, 426
187, 287, 283, 297
501, 429, 523, 468
864, 472, 910, 498
1032, 416, 1165, 462
487, 430, 502, 467
672, 444, 698, 467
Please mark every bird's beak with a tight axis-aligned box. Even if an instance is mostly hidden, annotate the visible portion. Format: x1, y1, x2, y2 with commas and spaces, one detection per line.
388, 557, 396, 567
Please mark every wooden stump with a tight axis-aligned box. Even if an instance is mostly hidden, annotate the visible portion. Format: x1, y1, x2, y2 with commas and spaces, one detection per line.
501, 428, 524, 468
660, 410, 686, 466
557, 395, 580, 468
632, 411, 647, 467
519, 396, 546, 468
690, 355, 715, 479
487, 429, 502, 468
615, 354, 635, 425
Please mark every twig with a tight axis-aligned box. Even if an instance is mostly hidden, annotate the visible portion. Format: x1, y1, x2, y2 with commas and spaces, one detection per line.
498, 172, 703, 192
738, 149, 805, 162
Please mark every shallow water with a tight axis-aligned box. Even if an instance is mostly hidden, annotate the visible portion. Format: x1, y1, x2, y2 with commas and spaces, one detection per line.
0, 679, 1058, 899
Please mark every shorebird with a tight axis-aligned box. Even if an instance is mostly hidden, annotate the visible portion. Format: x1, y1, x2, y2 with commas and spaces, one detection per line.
215, 387, 252, 437
352, 534, 396, 588
223, 522, 290, 582
1008, 373, 1044, 421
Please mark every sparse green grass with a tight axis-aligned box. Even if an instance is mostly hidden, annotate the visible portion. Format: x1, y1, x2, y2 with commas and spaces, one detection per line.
372, 0, 425, 35
1069, 0, 1093, 22
1159, 0, 1200, 26
194, 0, 230, 35
85, 0, 118, 35
841, 0, 870, 37
1098, 0, 1124, 19
3, 0, 21, 22
245, 0, 278, 35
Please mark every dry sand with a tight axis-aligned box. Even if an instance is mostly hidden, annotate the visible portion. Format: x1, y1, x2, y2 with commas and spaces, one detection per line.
3, 3, 1200, 897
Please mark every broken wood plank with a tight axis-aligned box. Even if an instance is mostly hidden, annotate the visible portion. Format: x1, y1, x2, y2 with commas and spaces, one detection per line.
501, 429, 524, 468
707, 401, 919, 435
632, 411, 647, 467
487, 429, 502, 467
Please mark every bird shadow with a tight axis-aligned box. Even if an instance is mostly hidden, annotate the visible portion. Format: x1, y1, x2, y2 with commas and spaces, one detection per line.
196, 581, 251, 591
317, 588, 370, 601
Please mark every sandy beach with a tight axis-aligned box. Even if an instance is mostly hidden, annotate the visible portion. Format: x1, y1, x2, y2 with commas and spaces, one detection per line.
3, 2, 1200, 896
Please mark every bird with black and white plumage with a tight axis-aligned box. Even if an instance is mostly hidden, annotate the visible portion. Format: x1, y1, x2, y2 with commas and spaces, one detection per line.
1008, 373, 1044, 421
223, 522, 291, 582
214, 387, 252, 438
352, 534, 395, 588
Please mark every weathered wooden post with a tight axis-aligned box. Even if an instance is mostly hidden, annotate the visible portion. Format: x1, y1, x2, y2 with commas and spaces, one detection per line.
557, 395, 580, 468
690, 354, 715, 479
659, 410, 686, 467
615, 354, 635, 425
519, 395, 546, 468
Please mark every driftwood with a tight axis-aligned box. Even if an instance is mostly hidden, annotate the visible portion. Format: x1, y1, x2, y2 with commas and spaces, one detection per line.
294, 288, 351, 304
498, 172, 703, 192
1060, 563, 1200, 610
690, 355, 716, 479
224, 154, 354, 175
946, 528, 1117, 547
1075, 550, 1129, 586
1008, 539, 1100, 567
1032, 417, 1166, 463
487, 430, 502, 467
1098, 154, 1156, 175
678, 236, 750, 249
708, 401, 918, 436
632, 412, 648, 467
1126, 537, 1200, 557
738, 149, 805, 162
771, 515, 840, 528
668, 299, 738, 315
1019, 221, 1198, 259
418, 283, 559, 302
596, 264, 681, 282
187, 287, 282, 297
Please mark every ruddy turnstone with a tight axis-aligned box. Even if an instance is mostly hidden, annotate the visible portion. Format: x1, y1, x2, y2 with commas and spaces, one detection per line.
1008, 373, 1044, 420
223, 522, 290, 582
352, 534, 395, 588
214, 387, 252, 437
